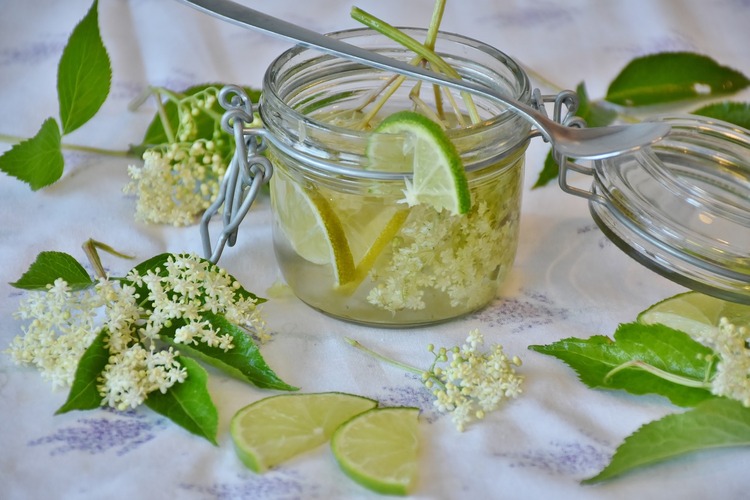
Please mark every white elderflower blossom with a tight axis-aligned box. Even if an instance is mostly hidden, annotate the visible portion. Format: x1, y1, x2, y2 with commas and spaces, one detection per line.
6, 252, 267, 411
347, 329, 523, 432
693, 318, 750, 406
424, 329, 524, 431
366, 201, 516, 313
124, 87, 233, 226
7, 278, 103, 389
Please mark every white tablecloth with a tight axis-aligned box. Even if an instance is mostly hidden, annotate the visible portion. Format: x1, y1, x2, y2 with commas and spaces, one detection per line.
2, 1, 749, 498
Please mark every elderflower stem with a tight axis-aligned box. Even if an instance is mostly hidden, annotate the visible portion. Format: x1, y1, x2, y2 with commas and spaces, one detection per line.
0, 133, 130, 157
605, 359, 712, 389
345, 337, 425, 377
351, 6, 481, 124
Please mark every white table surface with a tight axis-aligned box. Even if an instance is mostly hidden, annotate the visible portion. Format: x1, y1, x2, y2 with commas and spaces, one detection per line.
2, 1, 749, 499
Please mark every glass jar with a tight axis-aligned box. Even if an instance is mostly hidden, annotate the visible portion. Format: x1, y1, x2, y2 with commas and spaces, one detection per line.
259, 28, 532, 326
588, 115, 750, 303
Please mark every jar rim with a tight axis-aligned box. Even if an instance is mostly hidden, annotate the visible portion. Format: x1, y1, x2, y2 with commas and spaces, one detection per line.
591, 114, 750, 303
259, 27, 532, 179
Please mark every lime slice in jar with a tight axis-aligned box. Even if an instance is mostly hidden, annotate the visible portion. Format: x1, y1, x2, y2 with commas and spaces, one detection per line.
331, 407, 420, 496
271, 172, 355, 285
230, 392, 377, 473
367, 110, 470, 216
638, 291, 750, 337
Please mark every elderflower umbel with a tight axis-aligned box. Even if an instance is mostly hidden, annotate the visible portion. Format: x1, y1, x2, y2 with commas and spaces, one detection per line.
424, 329, 523, 431
367, 199, 517, 313
347, 329, 523, 432
6, 253, 267, 411
124, 87, 233, 226
693, 318, 750, 406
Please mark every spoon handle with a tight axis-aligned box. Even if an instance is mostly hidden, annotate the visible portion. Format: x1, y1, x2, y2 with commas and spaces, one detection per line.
179, 0, 551, 131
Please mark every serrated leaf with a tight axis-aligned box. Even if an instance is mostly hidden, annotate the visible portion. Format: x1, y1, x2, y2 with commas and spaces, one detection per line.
531, 150, 559, 189
161, 313, 296, 391
10, 251, 94, 290
57, 0, 112, 134
584, 398, 750, 483
0, 118, 63, 190
692, 101, 750, 130
145, 356, 219, 444
529, 322, 716, 407
56, 330, 109, 414
606, 52, 750, 107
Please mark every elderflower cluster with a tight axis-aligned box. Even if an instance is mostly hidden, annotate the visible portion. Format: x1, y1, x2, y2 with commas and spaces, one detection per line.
694, 318, 750, 406
124, 88, 232, 226
367, 201, 516, 313
422, 329, 523, 431
6, 254, 267, 411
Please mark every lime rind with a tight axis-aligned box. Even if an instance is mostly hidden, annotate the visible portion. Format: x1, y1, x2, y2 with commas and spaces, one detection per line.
637, 291, 750, 337
271, 173, 356, 285
367, 110, 470, 215
331, 407, 420, 496
230, 392, 378, 473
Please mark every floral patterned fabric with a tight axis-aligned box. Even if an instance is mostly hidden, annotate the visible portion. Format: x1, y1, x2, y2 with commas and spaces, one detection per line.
1, 0, 749, 498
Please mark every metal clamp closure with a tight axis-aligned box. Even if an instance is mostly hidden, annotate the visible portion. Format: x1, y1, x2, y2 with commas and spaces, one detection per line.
200, 85, 273, 263
531, 89, 601, 201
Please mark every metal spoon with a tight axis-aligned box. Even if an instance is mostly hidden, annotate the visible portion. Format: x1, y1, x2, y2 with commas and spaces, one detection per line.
180, 0, 670, 160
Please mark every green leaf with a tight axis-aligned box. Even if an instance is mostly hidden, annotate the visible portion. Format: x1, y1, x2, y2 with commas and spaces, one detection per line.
145, 356, 219, 444
56, 330, 109, 414
10, 251, 94, 290
531, 150, 559, 189
606, 52, 750, 107
531, 150, 560, 189
692, 101, 750, 130
584, 398, 750, 483
57, 0, 112, 134
575, 82, 617, 128
0, 118, 64, 190
161, 313, 297, 391
529, 322, 716, 406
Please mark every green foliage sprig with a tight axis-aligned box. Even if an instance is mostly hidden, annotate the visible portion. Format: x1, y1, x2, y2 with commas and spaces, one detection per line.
533, 52, 750, 188
6, 242, 297, 444
530, 302, 750, 483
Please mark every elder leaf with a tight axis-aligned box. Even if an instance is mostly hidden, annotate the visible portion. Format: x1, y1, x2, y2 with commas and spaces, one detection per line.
606, 52, 750, 106
57, 0, 112, 134
529, 322, 716, 407
160, 313, 296, 391
0, 118, 63, 190
532, 151, 559, 189
584, 398, 750, 483
10, 251, 93, 290
692, 101, 750, 130
145, 356, 219, 444
56, 330, 109, 414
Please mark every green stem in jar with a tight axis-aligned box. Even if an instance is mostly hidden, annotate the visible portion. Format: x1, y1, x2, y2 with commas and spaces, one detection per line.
350, 6, 482, 125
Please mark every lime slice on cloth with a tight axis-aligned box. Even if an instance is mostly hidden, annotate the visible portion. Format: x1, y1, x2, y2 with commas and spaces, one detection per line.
230, 392, 377, 472
367, 110, 470, 215
638, 291, 750, 338
332, 407, 420, 496
271, 173, 355, 285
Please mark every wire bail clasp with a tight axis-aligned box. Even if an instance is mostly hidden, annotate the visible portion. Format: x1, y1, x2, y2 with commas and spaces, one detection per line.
200, 85, 273, 263
531, 89, 602, 201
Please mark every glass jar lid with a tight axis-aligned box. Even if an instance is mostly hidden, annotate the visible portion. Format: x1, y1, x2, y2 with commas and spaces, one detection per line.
589, 115, 750, 304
